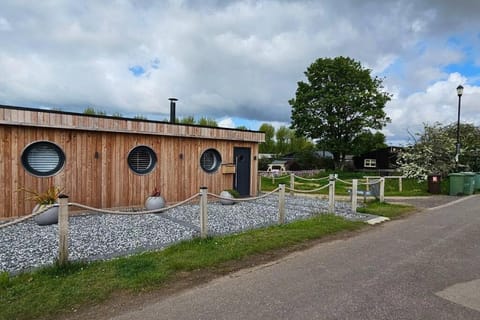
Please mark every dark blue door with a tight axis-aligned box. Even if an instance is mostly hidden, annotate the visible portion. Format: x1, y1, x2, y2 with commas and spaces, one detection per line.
233, 147, 251, 196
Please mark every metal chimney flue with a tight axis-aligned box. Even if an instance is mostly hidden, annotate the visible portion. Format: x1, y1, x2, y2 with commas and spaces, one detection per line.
168, 97, 178, 124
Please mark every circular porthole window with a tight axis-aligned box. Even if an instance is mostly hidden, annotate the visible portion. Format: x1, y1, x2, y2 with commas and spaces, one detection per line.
21, 141, 66, 177
128, 146, 157, 175
200, 148, 222, 173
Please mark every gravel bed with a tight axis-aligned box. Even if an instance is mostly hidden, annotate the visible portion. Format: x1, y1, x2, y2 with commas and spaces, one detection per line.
0, 195, 368, 274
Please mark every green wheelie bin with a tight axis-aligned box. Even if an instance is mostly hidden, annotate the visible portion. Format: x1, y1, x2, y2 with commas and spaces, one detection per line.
448, 173, 464, 196
462, 172, 475, 195
475, 172, 480, 191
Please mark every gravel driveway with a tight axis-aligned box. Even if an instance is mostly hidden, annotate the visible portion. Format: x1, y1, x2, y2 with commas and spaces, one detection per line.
0, 195, 367, 274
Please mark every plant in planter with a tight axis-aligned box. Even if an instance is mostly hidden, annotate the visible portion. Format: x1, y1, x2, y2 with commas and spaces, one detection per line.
18, 186, 62, 225
145, 187, 165, 210
219, 189, 240, 205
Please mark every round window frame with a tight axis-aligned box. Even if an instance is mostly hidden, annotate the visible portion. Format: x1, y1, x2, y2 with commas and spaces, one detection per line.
127, 145, 157, 175
21, 141, 66, 177
200, 148, 222, 173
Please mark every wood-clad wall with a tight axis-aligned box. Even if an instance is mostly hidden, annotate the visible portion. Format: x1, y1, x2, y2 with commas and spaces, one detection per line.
0, 125, 260, 218
0, 121, 262, 219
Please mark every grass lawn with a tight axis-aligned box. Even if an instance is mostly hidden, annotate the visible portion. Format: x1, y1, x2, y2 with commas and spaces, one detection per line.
357, 200, 416, 219
0, 200, 415, 320
1, 214, 363, 320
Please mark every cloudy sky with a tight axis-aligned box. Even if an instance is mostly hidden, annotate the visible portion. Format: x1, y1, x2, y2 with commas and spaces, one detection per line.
1, 0, 479, 145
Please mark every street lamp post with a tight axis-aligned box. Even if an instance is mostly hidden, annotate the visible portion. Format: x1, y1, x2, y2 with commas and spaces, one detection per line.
455, 84, 464, 168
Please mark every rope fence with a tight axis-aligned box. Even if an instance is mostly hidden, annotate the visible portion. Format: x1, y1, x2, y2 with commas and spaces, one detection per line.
261, 174, 289, 186
2, 174, 388, 266
261, 173, 386, 213
0, 204, 58, 229
293, 175, 329, 182
0, 186, 289, 266
335, 178, 353, 185
208, 187, 280, 202
69, 193, 201, 215
285, 184, 330, 194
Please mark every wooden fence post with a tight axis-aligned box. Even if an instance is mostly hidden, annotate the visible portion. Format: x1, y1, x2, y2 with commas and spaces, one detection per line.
380, 177, 385, 203
328, 175, 335, 214
399, 176, 403, 193
351, 179, 358, 213
200, 187, 208, 238
278, 184, 285, 224
366, 177, 370, 192
290, 173, 295, 196
258, 174, 262, 195
58, 194, 69, 265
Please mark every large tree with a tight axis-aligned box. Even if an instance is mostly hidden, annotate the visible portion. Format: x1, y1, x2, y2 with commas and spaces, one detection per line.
258, 123, 314, 155
350, 131, 388, 156
275, 126, 291, 155
259, 123, 275, 153
289, 56, 391, 169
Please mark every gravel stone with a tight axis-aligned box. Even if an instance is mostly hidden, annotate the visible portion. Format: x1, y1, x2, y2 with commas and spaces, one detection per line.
0, 195, 368, 274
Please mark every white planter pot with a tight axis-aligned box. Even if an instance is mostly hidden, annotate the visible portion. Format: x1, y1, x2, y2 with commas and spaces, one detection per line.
145, 196, 165, 210
219, 191, 235, 205
33, 204, 59, 226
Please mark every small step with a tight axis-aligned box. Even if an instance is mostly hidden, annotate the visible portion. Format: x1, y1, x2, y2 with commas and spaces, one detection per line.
365, 216, 390, 225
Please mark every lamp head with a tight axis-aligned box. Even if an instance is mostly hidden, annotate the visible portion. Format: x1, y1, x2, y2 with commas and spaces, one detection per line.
457, 85, 464, 97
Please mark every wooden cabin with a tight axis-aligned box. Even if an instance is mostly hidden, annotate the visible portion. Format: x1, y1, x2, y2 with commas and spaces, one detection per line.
353, 146, 402, 173
0, 105, 265, 219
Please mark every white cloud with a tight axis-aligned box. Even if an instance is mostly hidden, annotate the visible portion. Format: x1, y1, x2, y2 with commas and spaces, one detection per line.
384, 72, 480, 144
217, 117, 235, 128
0, 0, 480, 143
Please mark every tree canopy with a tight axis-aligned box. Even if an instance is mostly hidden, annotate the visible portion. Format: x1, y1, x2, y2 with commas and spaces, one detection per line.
83, 107, 106, 116
289, 56, 391, 169
197, 117, 218, 127
398, 122, 480, 179
177, 116, 218, 127
350, 131, 388, 156
259, 123, 275, 153
258, 123, 313, 155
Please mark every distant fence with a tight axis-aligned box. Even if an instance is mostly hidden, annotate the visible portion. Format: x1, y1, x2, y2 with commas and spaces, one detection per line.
364, 176, 405, 192
1, 175, 385, 267
258, 169, 325, 177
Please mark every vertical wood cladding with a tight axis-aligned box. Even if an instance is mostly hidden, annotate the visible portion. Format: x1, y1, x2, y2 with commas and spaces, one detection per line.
0, 107, 263, 218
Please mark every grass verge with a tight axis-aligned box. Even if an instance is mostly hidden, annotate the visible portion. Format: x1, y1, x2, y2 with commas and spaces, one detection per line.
357, 200, 416, 219
0, 214, 364, 320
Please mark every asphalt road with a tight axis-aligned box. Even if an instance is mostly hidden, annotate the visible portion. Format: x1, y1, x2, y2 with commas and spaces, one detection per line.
111, 195, 480, 320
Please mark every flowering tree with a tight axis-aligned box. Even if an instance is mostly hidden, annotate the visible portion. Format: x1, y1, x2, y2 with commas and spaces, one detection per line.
398, 122, 480, 180
397, 123, 456, 180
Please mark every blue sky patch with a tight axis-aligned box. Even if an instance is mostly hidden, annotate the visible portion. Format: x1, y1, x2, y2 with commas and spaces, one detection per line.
447, 36, 462, 47
444, 62, 480, 82
129, 65, 146, 77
